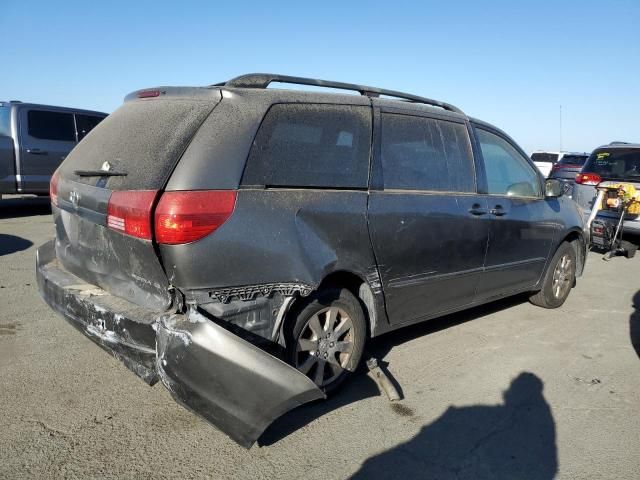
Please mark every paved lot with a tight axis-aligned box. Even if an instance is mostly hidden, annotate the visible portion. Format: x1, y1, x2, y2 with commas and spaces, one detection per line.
1, 196, 639, 479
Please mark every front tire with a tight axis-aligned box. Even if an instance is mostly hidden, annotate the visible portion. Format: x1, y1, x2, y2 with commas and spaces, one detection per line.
285, 288, 366, 394
529, 242, 576, 308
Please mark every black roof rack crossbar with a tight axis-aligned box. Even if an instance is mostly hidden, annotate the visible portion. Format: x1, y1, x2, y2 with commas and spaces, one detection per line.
220, 73, 464, 114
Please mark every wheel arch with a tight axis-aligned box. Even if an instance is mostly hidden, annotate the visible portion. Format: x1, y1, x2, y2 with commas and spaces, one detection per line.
316, 270, 379, 339
283, 269, 385, 340
560, 228, 587, 278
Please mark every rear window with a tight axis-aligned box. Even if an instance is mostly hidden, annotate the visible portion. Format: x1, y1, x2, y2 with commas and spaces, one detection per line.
531, 152, 559, 164
558, 154, 587, 166
583, 149, 640, 181
380, 113, 475, 192
242, 104, 371, 189
0, 106, 11, 137
28, 110, 75, 141
60, 99, 216, 190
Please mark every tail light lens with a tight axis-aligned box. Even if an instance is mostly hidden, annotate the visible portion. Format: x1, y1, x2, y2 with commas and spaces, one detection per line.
50, 170, 59, 206
575, 172, 601, 185
107, 190, 158, 240
155, 191, 237, 245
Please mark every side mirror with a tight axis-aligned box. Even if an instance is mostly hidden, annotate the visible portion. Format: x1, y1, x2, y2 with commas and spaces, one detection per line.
545, 178, 563, 198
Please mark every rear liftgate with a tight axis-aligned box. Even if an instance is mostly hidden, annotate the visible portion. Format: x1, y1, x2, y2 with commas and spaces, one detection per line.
156, 309, 325, 448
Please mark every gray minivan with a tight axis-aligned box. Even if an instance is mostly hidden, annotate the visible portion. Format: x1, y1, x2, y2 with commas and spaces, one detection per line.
37, 74, 587, 447
0, 101, 106, 197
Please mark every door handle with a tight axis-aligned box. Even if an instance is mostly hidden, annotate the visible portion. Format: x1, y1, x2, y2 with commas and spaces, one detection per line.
468, 204, 487, 216
26, 148, 48, 155
490, 205, 507, 216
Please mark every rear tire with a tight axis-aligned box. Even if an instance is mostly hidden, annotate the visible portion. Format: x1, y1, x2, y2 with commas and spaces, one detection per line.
529, 242, 576, 308
285, 288, 366, 395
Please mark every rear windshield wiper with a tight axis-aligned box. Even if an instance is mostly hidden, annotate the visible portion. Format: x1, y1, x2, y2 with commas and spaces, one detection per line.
74, 170, 128, 177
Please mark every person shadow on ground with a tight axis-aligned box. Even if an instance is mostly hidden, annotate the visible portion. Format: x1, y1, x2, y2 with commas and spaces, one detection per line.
350, 372, 557, 480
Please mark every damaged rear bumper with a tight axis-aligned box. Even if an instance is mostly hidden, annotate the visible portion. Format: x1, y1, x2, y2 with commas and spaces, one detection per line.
157, 312, 325, 447
36, 240, 159, 384
36, 239, 324, 447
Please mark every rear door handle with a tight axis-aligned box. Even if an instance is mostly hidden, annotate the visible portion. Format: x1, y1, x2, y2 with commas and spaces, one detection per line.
490, 205, 507, 216
468, 204, 487, 216
26, 148, 48, 155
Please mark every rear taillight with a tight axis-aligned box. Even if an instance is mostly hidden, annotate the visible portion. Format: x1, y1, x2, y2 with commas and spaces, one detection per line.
50, 170, 59, 206
155, 191, 237, 245
575, 172, 601, 185
107, 190, 158, 240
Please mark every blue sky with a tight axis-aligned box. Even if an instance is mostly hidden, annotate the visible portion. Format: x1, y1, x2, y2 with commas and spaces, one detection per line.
2, 0, 638, 153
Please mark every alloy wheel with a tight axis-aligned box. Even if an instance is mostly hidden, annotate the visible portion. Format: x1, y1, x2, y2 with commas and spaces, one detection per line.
294, 306, 355, 388
551, 253, 573, 299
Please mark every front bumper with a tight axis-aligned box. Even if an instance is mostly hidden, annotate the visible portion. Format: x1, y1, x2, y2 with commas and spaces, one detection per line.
36, 239, 324, 448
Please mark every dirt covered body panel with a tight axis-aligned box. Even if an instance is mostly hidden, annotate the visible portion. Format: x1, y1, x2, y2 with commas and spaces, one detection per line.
53, 199, 173, 312
50, 91, 222, 311
160, 189, 387, 337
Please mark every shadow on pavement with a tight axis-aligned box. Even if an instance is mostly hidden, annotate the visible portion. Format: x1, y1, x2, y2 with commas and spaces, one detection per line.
0, 234, 33, 256
0, 196, 51, 219
260, 294, 529, 446
350, 372, 557, 480
259, 369, 380, 446
631, 291, 640, 359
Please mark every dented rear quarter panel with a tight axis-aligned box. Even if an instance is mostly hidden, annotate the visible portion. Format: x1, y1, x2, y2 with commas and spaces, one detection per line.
159, 88, 388, 334
160, 188, 378, 295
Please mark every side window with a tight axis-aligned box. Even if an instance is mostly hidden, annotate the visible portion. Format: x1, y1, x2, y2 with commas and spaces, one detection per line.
0, 106, 11, 137
476, 128, 541, 197
75, 114, 104, 141
380, 113, 475, 192
27, 110, 75, 142
242, 104, 371, 189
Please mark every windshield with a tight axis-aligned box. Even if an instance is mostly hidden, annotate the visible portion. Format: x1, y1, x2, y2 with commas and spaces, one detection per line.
531, 152, 559, 164
583, 148, 640, 180
558, 154, 587, 166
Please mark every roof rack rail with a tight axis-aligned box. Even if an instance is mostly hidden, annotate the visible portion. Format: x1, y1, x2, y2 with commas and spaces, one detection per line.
218, 73, 464, 114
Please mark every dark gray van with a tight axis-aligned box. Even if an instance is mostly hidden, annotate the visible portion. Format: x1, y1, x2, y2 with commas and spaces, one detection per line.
36, 74, 587, 447
0, 101, 106, 197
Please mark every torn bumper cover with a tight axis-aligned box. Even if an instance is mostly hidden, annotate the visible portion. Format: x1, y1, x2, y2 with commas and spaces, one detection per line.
36, 239, 325, 448
157, 312, 325, 447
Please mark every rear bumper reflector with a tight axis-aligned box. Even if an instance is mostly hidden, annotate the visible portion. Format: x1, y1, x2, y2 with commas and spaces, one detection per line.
106, 215, 125, 231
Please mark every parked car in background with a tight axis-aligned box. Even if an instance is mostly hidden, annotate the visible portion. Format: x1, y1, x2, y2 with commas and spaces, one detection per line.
548, 152, 589, 180
0, 101, 107, 198
574, 142, 640, 235
37, 74, 587, 448
531, 151, 588, 178
531, 151, 560, 176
